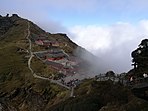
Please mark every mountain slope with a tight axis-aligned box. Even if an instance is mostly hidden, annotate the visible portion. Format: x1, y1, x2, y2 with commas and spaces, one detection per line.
0, 14, 97, 111
0, 14, 72, 111
0, 14, 147, 111
47, 80, 148, 111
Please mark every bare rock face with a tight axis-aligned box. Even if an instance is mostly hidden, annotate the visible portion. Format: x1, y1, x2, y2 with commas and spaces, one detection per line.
11, 14, 20, 21
0, 14, 20, 37
0, 16, 13, 36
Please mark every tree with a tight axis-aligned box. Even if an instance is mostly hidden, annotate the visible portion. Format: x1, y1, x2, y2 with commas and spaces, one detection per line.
131, 39, 148, 77
105, 71, 115, 77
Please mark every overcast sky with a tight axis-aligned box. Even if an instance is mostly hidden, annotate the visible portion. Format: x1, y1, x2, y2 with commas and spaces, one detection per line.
1, 0, 148, 73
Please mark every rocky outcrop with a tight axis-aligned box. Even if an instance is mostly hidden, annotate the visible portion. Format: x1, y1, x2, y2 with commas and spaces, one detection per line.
0, 14, 20, 37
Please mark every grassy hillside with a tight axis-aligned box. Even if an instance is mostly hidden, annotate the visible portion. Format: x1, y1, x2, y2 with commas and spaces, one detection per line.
0, 15, 70, 111
0, 15, 147, 111
47, 80, 148, 111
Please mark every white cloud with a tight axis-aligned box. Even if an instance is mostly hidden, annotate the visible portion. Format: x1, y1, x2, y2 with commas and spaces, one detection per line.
69, 20, 148, 73
70, 25, 111, 53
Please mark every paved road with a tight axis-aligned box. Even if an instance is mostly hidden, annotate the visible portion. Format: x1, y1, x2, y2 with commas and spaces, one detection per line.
33, 73, 70, 89
61, 49, 69, 57
26, 22, 34, 74
70, 87, 74, 97
28, 54, 34, 73
26, 21, 72, 92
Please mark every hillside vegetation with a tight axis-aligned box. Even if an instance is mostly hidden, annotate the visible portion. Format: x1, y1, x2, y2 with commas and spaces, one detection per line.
0, 14, 147, 111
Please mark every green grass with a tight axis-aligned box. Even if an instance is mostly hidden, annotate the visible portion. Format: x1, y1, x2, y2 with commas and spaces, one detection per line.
0, 17, 148, 111
31, 57, 58, 77
0, 17, 73, 111
0, 44, 30, 92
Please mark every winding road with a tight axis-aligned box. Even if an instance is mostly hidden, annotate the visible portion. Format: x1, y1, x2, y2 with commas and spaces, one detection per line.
70, 87, 74, 97
26, 21, 73, 95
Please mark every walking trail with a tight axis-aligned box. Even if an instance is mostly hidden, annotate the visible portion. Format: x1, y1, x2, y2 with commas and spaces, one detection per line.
26, 21, 74, 96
